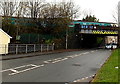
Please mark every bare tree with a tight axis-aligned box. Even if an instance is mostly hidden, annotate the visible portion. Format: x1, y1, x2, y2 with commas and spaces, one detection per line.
112, 5, 118, 23
0, 0, 20, 16
15, 2, 29, 17
20, 0, 46, 19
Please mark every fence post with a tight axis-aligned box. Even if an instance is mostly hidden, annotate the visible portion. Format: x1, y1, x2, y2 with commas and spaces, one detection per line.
16, 44, 18, 54
52, 43, 54, 51
26, 44, 28, 53
34, 44, 36, 52
41, 44, 42, 52
47, 44, 49, 51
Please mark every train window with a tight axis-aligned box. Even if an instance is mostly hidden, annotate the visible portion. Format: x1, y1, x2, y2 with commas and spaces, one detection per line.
86, 25, 88, 28
81, 25, 84, 28
90, 26, 93, 28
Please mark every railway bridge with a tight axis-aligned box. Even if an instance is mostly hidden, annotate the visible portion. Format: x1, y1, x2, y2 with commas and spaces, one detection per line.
69, 21, 118, 48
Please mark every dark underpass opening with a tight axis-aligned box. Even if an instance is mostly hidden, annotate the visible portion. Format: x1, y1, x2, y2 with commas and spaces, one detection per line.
68, 34, 118, 49
81, 34, 97, 48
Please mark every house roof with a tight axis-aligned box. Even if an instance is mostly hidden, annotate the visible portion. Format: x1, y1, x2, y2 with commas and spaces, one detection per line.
0, 28, 12, 38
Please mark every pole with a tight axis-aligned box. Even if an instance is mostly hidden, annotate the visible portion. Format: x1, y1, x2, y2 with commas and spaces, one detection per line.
66, 29, 68, 49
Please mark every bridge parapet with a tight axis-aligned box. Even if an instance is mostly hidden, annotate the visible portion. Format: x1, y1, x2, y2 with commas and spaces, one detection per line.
74, 23, 118, 35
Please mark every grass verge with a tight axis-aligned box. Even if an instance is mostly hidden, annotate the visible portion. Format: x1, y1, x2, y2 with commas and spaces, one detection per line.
92, 49, 119, 82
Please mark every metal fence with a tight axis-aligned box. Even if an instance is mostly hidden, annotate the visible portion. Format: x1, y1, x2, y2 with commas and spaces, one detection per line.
0, 44, 54, 55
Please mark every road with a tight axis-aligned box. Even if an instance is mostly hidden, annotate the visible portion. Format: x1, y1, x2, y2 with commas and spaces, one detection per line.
1, 49, 111, 83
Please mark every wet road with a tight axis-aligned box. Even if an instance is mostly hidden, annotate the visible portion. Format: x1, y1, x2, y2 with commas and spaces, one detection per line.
1, 49, 111, 82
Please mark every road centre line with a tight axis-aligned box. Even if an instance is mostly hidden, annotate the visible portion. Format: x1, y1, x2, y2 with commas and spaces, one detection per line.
47, 60, 52, 62
67, 56, 74, 58
52, 60, 61, 63
52, 58, 68, 63
53, 58, 62, 61
44, 61, 50, 64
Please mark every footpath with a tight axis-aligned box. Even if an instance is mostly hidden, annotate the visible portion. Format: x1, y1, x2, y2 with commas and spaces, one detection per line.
0, 49, 81, 60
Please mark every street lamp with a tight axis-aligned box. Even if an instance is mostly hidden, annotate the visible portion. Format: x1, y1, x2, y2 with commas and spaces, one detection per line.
66, 29, 68, 49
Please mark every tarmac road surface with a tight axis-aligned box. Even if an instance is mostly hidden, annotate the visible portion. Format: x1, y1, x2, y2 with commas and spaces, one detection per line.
1, 49, 111, 83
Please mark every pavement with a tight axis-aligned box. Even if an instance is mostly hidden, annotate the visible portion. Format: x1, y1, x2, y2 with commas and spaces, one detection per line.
0, 49, 81, 60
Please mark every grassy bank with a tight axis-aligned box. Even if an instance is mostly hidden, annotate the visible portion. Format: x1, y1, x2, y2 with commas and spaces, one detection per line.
92, 49, 119, 82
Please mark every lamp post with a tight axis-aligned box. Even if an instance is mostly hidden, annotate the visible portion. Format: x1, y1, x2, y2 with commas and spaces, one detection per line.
66, 28, 68, 49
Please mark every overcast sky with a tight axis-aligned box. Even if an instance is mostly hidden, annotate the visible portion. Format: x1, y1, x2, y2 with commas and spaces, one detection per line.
47, 0, 120, 23
1, 0, 119, 23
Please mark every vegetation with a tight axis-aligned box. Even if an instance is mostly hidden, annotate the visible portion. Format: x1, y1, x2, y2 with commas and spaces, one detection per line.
82, 15, 99, 22
92, 49, 119, 82
0, 0, 80, 48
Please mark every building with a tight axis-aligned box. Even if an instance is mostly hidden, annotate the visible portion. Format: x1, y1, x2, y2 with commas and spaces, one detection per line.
105, 36, 118, 44
0, 28, 12, 54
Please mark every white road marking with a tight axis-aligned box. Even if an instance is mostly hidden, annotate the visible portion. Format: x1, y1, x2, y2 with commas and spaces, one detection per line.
52, 60, 61, 63
9, 64, 44, 75
82, 52, 89, 54
30, 64, 39, 67
52, 57, 69, 63
10, 69, 19, 73
78, 54, 82, 56
61, 58, 68, 61
53, 58, 62, 61
47, 60, 52, 62
1, 51, 93, 75
73, 74, 95, 82
0, 69, 11, 73
44, 61, 50, 64
0, 64, 33, 73
91, 51, 94, 52
67, 56, 74, 58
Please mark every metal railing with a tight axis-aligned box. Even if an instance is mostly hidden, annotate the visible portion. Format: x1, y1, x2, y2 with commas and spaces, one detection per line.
0, 44, 54, 55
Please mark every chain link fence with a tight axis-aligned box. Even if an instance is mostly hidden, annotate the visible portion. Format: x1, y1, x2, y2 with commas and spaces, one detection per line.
0, 44, 54, 55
